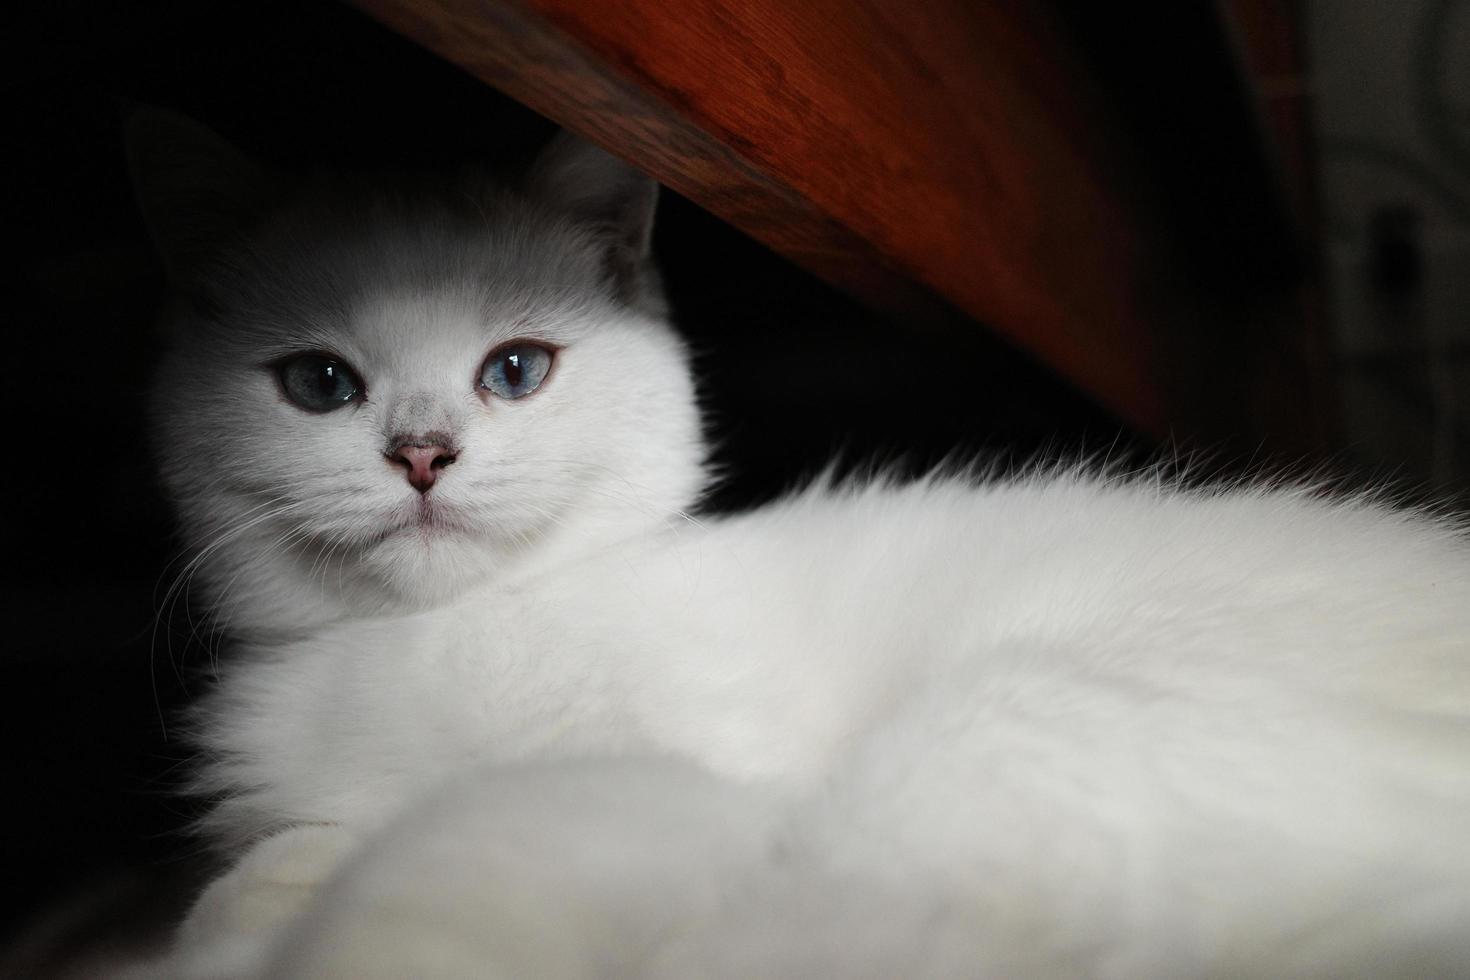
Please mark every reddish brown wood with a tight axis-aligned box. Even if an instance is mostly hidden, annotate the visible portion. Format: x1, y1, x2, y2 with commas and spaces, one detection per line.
1223, 0, 1338, 452
1225, 0, 1319, 230
345, 0, 1303, 444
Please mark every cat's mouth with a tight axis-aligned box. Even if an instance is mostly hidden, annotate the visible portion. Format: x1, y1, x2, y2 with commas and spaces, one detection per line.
379, 496, 473, 541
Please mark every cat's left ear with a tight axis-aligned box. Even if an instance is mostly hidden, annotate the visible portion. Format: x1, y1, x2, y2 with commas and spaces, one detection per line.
125, 107, 275, 288
528, 132, 659, 303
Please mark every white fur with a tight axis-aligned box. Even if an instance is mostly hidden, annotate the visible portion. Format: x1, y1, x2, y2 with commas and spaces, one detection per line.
133, 124, 1470, 977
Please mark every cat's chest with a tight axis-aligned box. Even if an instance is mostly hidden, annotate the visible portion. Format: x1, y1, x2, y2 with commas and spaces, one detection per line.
270, 593, 661, 763
222, 555, 859, 829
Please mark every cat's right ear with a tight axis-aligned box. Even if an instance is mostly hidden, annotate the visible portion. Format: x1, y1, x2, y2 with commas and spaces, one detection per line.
125, 108, 274, 284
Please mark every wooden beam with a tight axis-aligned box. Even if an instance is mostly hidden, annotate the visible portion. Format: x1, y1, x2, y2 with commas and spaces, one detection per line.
345, 0, 1295, 444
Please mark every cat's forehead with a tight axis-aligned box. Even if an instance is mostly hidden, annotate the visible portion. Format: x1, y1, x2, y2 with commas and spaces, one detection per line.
245, 195, 611, 364
345, 283, 595, 367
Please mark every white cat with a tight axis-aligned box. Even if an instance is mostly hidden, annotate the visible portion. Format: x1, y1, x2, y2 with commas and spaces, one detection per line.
129, 110, 1470, 978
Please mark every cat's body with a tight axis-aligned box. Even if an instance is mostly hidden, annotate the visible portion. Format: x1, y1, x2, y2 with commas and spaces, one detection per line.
191, 478, 1470, 977
129, 114, 1470, 978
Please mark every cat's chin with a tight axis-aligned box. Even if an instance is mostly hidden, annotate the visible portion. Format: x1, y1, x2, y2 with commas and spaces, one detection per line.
360, 527, 504, 609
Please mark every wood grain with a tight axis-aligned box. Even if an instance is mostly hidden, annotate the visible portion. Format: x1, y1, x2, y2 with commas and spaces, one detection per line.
346, 0, 1321, 448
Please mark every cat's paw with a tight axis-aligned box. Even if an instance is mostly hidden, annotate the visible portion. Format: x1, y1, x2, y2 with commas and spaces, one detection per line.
166, 823, 360, 980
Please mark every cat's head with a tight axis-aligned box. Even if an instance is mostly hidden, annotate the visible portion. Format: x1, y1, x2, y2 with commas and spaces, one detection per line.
130, 110, 705, 629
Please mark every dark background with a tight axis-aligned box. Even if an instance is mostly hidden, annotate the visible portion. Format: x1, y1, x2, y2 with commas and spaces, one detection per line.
3, 0, 1318, 954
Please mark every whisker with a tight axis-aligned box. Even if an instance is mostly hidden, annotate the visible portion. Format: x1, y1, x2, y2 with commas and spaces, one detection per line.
149, 498, 305, 734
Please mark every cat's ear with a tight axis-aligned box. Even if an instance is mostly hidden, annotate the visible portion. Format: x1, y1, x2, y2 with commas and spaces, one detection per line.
528, 132, 659, 303
125, 108, 274, 285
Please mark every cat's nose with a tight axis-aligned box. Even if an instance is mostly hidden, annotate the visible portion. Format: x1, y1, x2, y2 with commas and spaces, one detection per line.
387, 439, 457, 493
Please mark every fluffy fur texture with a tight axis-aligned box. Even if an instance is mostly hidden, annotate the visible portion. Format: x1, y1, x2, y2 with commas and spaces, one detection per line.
131, 113, 1470, 978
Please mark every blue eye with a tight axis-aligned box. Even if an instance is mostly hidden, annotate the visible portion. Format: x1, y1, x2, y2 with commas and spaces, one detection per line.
277, 354, 363, 413
480, 342, 553, 400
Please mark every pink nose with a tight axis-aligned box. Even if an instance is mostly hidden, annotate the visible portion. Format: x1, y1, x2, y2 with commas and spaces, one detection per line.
388, 442, 457, 493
